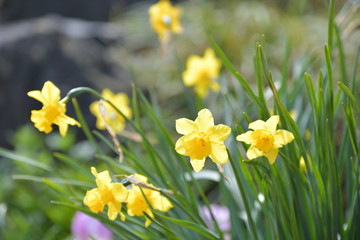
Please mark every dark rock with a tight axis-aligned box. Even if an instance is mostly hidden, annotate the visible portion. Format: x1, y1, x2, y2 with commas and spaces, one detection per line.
0, 15, 131, 147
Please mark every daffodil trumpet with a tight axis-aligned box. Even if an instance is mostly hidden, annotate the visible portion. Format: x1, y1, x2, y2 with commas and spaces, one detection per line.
175, 109, 231, 172
236, 115, 294, 164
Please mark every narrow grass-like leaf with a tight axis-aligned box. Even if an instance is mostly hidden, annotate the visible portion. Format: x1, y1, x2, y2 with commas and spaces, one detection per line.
52, 201, 145, 239
208, 36, 268, 115
72, 98, 103, 154
338, 82, 360, 115
228, 149, 258, 240
0, 147, 52, 171
13, 175, 93, 188
53, 152, 93, 180
153, 212, 219, 240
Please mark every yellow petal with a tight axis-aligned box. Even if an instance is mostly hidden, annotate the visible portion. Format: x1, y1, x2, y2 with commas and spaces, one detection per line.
153, 195, 173, 212
110, 119, 126, 134
209, 143, 228, 164
265, 115, 279, 133
171, 19, 183, 33
176, 118, 197, 135
114, 92, 129, 106
145, 218, 152, 227
42, 81, 61, 103
207, 124, 231, 143
210, 81, 221, 92
274, 129, 294, 147
175, 135, 187, 154
30, 110, 53, 133
111, 183, 129, 202
183, 56, 202, 86
107, 201, 120, 221
195, 109, 214, 132
236, 131, 253, 144
83, 188, 104, 213
248, 120, 266, 131
90, 167, 98, 177
195, 85, 209, 98
57, 120, 69, 137
55, 114, 80, 136
102, 89, 115, 100
27, 90, 45, 104
204, 48, 221, 77
203, 48, 216, 60
190, 158, 206, 172
96, 170, 112, 189
299, 156, 307, 173
246, 146, 263, 159
144, 210, 154, 227
133, 174, 148, 183
120, 212, 126, 221
89, 101, 100, 115
263, 147, 279, 164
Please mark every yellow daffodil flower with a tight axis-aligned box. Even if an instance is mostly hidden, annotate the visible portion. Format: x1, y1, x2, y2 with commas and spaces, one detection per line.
90, 89, 132, 133
236, 115, 294, 164
126, 174, 172, 227
149, 0, 183, 43
175, 109, 231, 172
27, 81, 80, 136
299, 156, 307, 173
182, 48, 222, 98
84, 167, 129, 221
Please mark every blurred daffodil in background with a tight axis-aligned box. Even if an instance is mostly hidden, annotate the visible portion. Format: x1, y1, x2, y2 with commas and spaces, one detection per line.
126, 174, 173, 227
90, 89, 132, 134
182, 48, 222, 98
236, 115, 294, 164
27, 81, 80, 136
83, 167, 128, 221
149, 0, 183, 44
175, 109, 231, 172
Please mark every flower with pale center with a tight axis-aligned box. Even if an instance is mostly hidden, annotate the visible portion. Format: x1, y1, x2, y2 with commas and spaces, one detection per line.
126, 174, 172, 227
182, 48, 222, 98
149, 0, 183, 43
27, 81, 80, 136
236, 115, 294, 164
175, 109, 231, 172
90, 89, 132, 134
83, 167, 128, 221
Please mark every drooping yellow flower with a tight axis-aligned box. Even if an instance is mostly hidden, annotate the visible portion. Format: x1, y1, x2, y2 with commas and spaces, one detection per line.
27, 81, 80, 136
126, 174, 172, 227
182, 48, 222, 98
90, 89, 132, 133
84, 167, 128, 221
236, 115, 294, 164
149, 0, 183, 43
175, 109, 231, 172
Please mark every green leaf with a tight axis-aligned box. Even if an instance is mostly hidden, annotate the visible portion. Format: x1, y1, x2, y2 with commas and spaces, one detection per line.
13, 175, 93, 188
153, 212, 219, 240
0, 147, 52, 171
